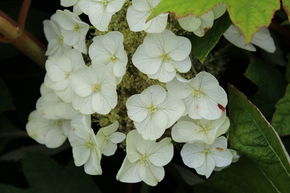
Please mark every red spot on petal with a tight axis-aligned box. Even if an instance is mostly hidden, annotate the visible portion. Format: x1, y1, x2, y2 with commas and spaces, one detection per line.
216, 147, 224, 152
218, 104, 225, 112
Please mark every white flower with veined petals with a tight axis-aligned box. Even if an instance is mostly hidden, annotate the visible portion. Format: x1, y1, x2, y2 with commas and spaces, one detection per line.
44, 49, 86, 103
60, 0, 83, 15
89, 31, 128, 83
96, 121, 125, 156
52, 9, 89, 53
181, 136, 233, 178
178, 4, 226, 37
126, 0, 168, 33
167, 71, 227, 120
26, 110, 70, 148
43, 20, 71, 57
36, 85, 78, 120
126, 85, 185, 140
172, 113, 230, 145
78, 0, 125, 31
71, 64, 117, 115
133, 30, 192, 83
116, 130, 173, 186
223, 25, 276, 53
69, 115, 102, 175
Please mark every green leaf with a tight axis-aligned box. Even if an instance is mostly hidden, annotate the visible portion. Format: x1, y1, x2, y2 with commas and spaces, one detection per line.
151, 0, 280, 43
191, 14, 231, 63
0, 153, 102, 193
244, 58, 285, 119
228, 85, 290, 193
196, 157, 288, 193
286, 54, 290, 83
272, 84, 290, 136
0, 78, 14, 113
282, 0, 290, 20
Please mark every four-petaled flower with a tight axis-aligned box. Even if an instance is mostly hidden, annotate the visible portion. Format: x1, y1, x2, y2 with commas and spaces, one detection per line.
126, 85, 185, 140
133, 30, 192, 83
71, 64, 117, 115
96, 121, 126, 156
181, 136, 233, 178
167, 71, 228, 120
69, 115, 103, 175
126, 0, 168, 33
116, 130, 173, 186
89, 31, 128, 83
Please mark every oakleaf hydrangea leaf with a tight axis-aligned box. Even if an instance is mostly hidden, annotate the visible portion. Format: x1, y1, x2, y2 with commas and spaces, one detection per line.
228, 85, 290, 193
151, 0, 280, 43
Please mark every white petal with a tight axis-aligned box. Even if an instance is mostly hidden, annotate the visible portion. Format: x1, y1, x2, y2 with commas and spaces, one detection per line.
72, 145, 91, 166
251, 27, 276, 53
213, 3, 227, 19
126, 130, 141, 162
172, 120, 199, 143
71, 68, 93, 97
107, 0, 125, 13
166, 78, 192, 99
149, 138, 173, 167
178, 15, 201, 32
45, 125, 67, 148
145, 14, 168, 33
165, 34, 192, 61
140, 85, 167, 106
84, 149, 102, 175
126, 95, 148, 122
102, 141, 118, 156
110, 132, 126, 143
138, 163, 164, 186
148, 64, 176, 83
172, 57, 192, 73
195, 155, 215, 178
126, 6, 150, 32
72, 95, 94, 115
116, 157, 141, 183
88, 5, 113, 31
181, 143, 205, 168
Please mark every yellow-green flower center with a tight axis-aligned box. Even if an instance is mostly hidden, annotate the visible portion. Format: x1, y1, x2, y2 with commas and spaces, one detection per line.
110, 55, 117, 62
93, 84, 101, 92
56, 36, 63, 44
74, 24, 80, 32
102, 0, 108, 6
161, 53, 170, 61
148, 105, 158, 113
85, 140, 95, 149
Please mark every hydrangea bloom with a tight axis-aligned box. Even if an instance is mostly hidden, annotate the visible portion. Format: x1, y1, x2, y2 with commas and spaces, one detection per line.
26, 110, 70, 148
126, 0, 168, 33
167, 71, 228, 120
89, 31, 128, 83
44, 49, 86, 103
126, 85, 185, 140
43, 19, 71, 57
133, 30, 192, 83
178, 4, 226, 37
172, 113, 230, 144
223, 25, 276, 53
36, 85, 78, 120
71, 64, 117, 115
181, 136, 233, 178
69, 115, 102, 175
96, 121, 126, 156
52, 9, 89, 53
78, 0, 125, 31
116, 130, 173, 186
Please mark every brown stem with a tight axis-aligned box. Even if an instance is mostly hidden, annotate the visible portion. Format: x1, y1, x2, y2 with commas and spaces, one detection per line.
18, 0, 32, 31
0, 11, 45, 67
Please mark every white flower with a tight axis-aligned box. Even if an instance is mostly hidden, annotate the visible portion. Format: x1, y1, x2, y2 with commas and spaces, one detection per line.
167, 71, 228, 120
214, 149, 239, 171
178, 4, 226, 37
172, 113, 230, 144
69, 115, 102, 175
126, 85, 185, 140
43, 20, 71, 57
96, 121, 126, 156
132, 30, 192, 83
89, 31, 128, 83
60, 0, 83, 15
26, 110, 70, 148
223, 25, 276, 53
52, 9, 89, 53
116, 130, 173, 186
71, 64, 117, 115
78, 0, 125, 31
36, 85, 78, 120
44, 49, 86, 103
126, 0, 168, 33
181, 136, 233, 178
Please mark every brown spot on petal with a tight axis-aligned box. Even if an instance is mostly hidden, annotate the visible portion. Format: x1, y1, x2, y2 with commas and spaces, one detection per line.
218, 104, 225, 112
216, 147, 224, 152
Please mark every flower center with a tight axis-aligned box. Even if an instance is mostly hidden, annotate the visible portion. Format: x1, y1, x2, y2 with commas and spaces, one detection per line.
199, 125, 210, 134
147, 105, 158, 113
74, 24, 80, 32
110, 55, 117, 62
54, 120, 62, 127
65, 71, 71, 78
56, 36, 63, 44
161, 53, 170, 61
192, 89, 203, 97
93, 84, 101, 92
139, 154, 149, 166
203, 149, 210, 154
85, 140, 95, 149
102, 0, 108, 6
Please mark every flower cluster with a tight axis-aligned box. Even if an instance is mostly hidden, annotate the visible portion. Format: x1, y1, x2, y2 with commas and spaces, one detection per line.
26, 0, 243, 186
